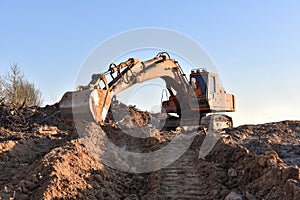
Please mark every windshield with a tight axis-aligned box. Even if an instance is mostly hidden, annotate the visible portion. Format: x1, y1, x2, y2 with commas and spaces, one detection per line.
191, 74, 207, 96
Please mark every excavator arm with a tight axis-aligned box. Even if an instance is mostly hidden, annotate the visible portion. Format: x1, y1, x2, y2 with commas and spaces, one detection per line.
59, 52, 193, 124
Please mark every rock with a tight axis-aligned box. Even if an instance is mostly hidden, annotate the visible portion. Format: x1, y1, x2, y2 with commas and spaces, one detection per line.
38, 125, 58, 134
228, 168, 238, 177
23, 180, 37, 191
225, 191, 243, 200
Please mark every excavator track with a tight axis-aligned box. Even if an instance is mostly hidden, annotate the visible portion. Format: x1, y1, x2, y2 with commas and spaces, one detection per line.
158, 114, 233, 131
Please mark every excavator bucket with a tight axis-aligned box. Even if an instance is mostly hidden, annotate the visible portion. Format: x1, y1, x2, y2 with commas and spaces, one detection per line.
59, 89, 112, 124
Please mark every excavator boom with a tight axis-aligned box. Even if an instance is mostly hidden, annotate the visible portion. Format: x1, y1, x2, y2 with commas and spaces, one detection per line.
60, 52, 190, 124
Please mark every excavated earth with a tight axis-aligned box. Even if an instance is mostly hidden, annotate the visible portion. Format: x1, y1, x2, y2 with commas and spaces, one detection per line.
0, 102, 299, 199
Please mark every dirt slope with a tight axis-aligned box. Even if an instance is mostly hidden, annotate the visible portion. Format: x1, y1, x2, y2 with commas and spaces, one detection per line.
0, 103, 299, 199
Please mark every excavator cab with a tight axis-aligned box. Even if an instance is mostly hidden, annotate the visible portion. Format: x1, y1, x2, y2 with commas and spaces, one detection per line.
190, 68, 236, 114
161, 68, 235, 118
160, 67, 236, 129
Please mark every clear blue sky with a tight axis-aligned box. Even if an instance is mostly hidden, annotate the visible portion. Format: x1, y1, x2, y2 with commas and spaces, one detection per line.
0, 0, 299, 126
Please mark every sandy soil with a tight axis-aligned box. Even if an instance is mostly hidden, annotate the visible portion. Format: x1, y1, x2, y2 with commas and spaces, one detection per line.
0, 102, 299, 199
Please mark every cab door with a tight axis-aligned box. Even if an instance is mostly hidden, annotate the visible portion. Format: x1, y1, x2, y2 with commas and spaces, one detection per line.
207, 73, 220, 110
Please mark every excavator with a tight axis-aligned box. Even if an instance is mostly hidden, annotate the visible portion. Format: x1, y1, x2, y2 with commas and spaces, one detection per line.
59, 52, 236, 130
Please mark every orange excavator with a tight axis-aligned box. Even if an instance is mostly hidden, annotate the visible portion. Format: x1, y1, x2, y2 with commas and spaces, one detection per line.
59, 52, 235, 130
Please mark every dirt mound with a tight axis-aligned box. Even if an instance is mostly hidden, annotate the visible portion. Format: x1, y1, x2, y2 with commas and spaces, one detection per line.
0, 103, 299, 199
106, 101, 150, 127
0, 102, 66, 132
226, 121, 300, 166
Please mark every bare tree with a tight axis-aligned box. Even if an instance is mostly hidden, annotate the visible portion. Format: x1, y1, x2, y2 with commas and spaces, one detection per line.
1, 64, 42, 107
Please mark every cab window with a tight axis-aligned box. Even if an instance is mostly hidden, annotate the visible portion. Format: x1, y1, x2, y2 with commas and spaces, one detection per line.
210, 76, 216, 93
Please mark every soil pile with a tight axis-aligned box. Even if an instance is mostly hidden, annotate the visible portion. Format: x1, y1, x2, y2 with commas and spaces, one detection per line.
226, 121, 300, 166
0, 102, 299, 199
